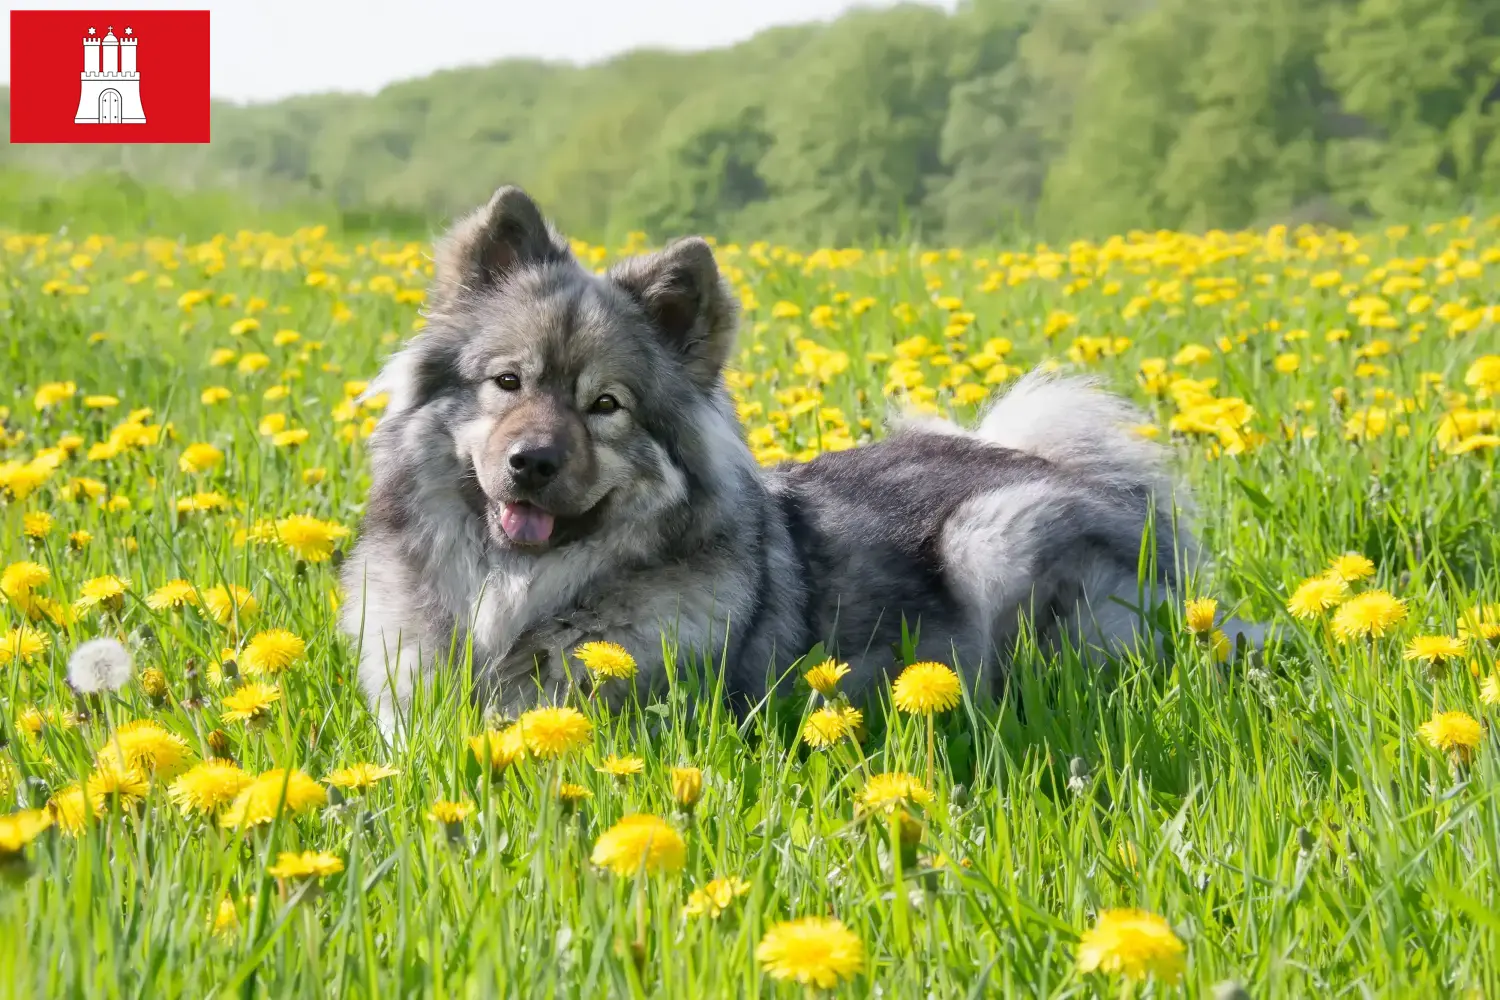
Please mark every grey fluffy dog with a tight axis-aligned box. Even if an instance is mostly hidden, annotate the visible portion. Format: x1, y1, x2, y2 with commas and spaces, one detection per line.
341, 185, 1254, 732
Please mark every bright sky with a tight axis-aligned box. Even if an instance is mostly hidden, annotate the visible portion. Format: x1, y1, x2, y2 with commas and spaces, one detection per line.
2, 0, 957, 103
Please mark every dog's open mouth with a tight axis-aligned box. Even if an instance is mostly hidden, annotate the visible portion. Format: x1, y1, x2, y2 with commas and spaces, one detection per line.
498, 501, 555, 545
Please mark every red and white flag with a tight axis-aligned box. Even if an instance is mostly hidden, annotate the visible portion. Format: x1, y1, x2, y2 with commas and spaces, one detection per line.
9, 9, 210, 143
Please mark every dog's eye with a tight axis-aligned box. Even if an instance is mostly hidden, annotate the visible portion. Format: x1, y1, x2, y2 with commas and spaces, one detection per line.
494, 373, 521, 391
590, 394, 620, 414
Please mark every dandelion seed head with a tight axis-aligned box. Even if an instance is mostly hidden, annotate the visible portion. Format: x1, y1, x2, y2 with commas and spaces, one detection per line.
67, 637, 133, 693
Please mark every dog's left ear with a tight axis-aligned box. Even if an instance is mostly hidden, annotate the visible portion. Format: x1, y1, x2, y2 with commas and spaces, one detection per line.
609, 237, 738, 388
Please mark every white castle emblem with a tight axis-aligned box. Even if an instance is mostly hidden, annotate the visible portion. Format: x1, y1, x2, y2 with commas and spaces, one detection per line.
74, 25, 146, 124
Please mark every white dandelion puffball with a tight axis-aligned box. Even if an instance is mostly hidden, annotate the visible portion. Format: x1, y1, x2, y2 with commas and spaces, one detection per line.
68, 637, 135, 693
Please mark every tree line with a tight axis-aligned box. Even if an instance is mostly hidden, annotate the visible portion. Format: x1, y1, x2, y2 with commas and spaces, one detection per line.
2, 0, 1497, 243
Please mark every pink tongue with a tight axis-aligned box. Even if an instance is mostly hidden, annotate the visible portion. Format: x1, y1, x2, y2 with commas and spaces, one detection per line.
500, 503, 555, 543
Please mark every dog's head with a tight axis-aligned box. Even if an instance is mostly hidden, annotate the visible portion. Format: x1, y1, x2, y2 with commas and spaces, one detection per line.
367, 186, 740, 552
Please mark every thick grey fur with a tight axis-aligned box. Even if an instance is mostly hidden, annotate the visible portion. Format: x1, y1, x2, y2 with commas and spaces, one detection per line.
341, 185, 1256, 733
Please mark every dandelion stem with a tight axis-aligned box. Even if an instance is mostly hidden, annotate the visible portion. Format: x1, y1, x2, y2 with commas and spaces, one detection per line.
925, 713, 935, 785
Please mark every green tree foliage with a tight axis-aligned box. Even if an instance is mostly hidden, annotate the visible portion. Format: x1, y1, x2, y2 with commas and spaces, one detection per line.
749, 5, 962, 243
1321, 0, 1500, 215
3, 0, 1499, 241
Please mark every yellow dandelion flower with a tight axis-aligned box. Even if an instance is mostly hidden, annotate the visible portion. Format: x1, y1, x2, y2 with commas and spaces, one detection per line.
1286, 574, 1347, 619
1077, 909, 1186, 982
1403, 635, 1468, 664
138, 666, 168, 701
469, 725, 526, 775
20, 595, 69, 626
211, 897, 241, 938
892, 661, 962, 714
590, 813, 686, 876
803, 658, 851, 696
200, 386, 232, 405
175, 491, 229, 515
273, 514, 349, 562
558, 782, 592, 805
22, 512, 53, 539
178, 442, 224, 474
73, 574, 129, 613
2, 560, 50, 598
682, 876, 751, 919
95, 720, 192, 778
518, 706, 592, 758
219, 768, 327, 829
802, 706, 857, 748
572, 640, 637, 679
427, 800, 475, 825
60, 476, 106, 502
146, 579, 198, 610
1327, 553, 1376, 582
201, 584, 258, 626
47, 785, 92, 834
239, 628, 306, 674
1183, 598, 1217, 635
1458, 605, 1500, 642
221, 682, 282, 724
32, 381, 77, 410
755, 917, 865, 988
858, 772, 933, 815
0, 625, 50, 667
595, 754, 645, 779
0, 808, 53, 856
1465, 354, 1500, 397
1418, 711, 1484, 762
85, 759, 150, 809
267, 851, 343, 880
326, 762, 399, 791
840, 705, 864, 731
17, 705, 74, 738
670, 766, 703, 809
168, 761, 254, 816
1331, 590, 1408, 641
0, 462, 51, 500
1479, 674, 1500, 707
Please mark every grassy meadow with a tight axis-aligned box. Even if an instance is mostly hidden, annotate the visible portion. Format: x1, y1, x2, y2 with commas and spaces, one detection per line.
1, 212, 1499, 997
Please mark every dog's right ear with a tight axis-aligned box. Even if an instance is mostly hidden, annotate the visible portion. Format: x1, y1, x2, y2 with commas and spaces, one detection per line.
431, 186, 568, 309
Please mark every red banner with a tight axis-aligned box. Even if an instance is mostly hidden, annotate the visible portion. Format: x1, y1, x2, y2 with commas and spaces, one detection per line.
9, 10, 210, 143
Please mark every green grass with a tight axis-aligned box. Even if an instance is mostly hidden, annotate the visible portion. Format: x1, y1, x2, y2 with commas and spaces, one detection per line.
0, 214, 1497, 998
0, 168, 434, 243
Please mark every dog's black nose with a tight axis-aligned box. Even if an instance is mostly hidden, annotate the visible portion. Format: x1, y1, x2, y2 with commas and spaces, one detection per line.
508, 443, 561, 488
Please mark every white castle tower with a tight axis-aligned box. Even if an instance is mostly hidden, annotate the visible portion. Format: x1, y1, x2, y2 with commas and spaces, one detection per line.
74, 25, 146, 124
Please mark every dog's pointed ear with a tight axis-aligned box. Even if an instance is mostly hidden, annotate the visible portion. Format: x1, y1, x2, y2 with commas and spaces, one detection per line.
432, 186, 568, 308
608, 237, 738, 387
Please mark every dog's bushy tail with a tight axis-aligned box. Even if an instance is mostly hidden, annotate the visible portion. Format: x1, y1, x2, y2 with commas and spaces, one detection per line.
975, 370, 1271, 652
977, 370, 1171, 498
978, 369, 1202, 578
